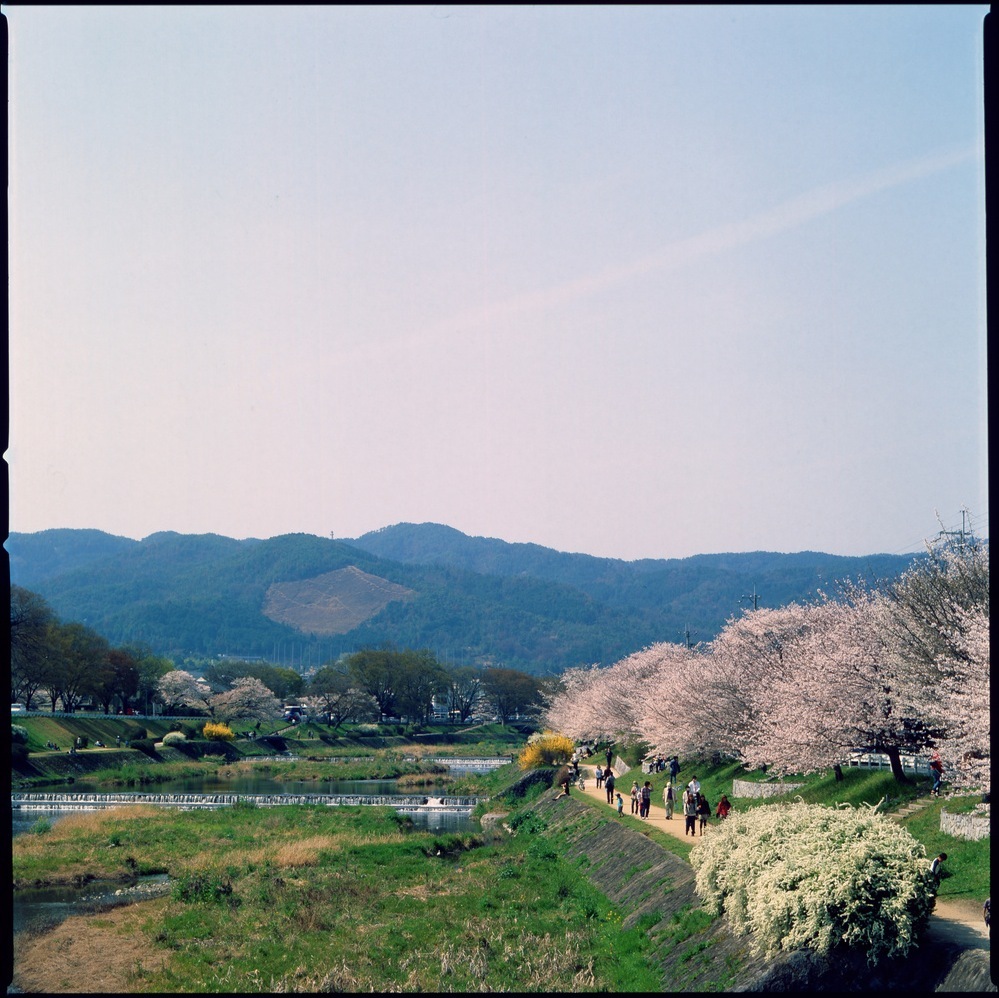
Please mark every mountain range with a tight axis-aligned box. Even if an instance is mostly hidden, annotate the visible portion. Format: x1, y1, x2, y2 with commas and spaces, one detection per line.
6, 523, 921, 675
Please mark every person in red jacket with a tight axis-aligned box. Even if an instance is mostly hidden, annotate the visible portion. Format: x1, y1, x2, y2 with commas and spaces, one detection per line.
715, 794, 732, 819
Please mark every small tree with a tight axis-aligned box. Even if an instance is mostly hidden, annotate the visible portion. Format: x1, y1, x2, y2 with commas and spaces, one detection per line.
202, 721, 235, 742
518, 731, 576, 770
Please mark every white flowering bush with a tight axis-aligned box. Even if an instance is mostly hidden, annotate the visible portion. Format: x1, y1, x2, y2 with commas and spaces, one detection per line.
690, 802, 934, 963
161, 731, 187, 745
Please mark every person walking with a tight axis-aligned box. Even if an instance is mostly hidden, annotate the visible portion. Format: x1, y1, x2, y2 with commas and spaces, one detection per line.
687, 774, 701, 796
595, 765, 604, 789
669, 755, 680, 783
697, 793, 711, 834
929, 754, 944, 796
630, 781, 640, 815
604, 770, 616, 805
606, 745, 614, 772
664, 781, 675, 819
640, 781, 652, 819
683, 787, 698, 836
929, 853, 947, 886
616, 792, 624, 815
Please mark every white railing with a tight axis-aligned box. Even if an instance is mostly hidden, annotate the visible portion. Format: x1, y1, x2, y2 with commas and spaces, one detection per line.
847, 751, 932, 775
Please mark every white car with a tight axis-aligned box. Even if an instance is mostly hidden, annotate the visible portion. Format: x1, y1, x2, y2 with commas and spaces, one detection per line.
11, 704, 26, 713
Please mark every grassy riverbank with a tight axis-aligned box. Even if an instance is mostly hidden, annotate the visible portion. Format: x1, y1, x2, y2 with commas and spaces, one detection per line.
11, 728, 989, 991
12, 772, 668, 992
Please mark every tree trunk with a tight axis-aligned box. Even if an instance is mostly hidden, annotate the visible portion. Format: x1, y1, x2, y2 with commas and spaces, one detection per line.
884, 745, 909, 783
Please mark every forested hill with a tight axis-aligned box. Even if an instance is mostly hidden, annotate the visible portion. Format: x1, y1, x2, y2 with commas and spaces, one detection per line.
7, 526, 920, 675
349, 523, 920, 618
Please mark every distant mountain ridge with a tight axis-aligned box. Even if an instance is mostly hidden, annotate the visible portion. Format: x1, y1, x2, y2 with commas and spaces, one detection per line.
6, 524, 921, 674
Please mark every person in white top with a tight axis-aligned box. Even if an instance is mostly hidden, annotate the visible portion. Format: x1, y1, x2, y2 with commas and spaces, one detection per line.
687, 776, 701, 796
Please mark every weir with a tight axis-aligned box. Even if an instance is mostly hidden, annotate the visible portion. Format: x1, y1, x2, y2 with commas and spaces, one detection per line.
405, 756, 513, 769
11, 791, 487, 812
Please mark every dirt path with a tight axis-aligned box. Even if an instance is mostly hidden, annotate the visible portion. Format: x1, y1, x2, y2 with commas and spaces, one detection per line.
929, 899, 991, 950
571, 765, 708, 841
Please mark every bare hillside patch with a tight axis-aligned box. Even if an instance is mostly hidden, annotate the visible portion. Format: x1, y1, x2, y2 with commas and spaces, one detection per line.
262, 566, 415, 634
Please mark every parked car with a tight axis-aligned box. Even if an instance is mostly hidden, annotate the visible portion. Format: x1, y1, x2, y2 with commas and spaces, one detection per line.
11, 704, 26, 713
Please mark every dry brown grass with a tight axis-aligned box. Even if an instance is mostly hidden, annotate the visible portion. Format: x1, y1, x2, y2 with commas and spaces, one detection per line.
12, 897, 171, 994
272, 835, 341, 868
19, 806, 163, 844
178, 830, 380, 873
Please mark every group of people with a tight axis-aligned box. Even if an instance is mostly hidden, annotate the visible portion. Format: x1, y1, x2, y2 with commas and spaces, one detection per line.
576, 749, 736, 835
559, 747, 741, 837
626, 780, 655, 818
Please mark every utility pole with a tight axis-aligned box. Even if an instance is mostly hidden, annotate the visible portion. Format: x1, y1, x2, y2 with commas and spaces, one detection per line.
740, 587, 760, 611
934, 509, 975, 552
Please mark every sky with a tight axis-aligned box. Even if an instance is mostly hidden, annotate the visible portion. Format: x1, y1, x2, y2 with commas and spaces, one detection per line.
5, 5, 990, 562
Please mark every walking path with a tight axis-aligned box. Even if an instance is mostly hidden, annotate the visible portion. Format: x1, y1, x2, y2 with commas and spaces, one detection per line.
570, 765, 705, 842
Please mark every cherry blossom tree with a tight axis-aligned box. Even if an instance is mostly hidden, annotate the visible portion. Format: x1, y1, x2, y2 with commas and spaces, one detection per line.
697, 606, 815, 763
916, 604, 990, 792
885, 538, 989, 675
886, 541, 989, 790
210, 676, 282, 723
733, 594, 934, 780
157, 669, 214, 715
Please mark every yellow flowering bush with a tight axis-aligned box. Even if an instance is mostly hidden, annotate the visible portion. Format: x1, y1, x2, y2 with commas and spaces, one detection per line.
518, 731, 576, 770
202, 721, 235, 742
690, 802, 935, 963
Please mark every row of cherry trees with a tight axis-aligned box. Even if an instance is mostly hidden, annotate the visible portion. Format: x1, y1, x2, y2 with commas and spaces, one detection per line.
544, 541, 989, 792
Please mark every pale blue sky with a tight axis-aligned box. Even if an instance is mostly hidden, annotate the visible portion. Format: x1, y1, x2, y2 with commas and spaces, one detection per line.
6, 5, 989, 560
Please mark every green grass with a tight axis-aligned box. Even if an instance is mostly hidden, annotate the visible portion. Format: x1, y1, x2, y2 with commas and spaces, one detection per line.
894, 796, 991, 902
13, 801, 666, 992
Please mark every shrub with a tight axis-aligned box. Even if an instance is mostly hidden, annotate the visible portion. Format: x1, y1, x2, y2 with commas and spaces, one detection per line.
203, 721, 235, 742
161, 731, 187, 745
172, 870, 237, 905
129, 737, 158, 755
11, 724, 28, 744
690, 802, 935, 964
518, 731, 576, 770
